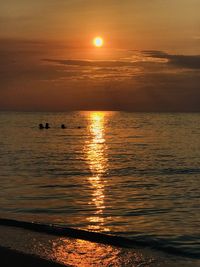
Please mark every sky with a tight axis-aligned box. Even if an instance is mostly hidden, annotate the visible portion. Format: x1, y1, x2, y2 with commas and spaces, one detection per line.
0, 0, 200, 111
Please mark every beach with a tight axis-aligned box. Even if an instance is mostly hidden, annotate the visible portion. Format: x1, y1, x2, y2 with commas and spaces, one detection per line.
0, 220, 200, 267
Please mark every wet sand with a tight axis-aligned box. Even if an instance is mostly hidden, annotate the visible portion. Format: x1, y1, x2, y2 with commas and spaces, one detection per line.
0, 245, 67, 267
0, 224, 199, 267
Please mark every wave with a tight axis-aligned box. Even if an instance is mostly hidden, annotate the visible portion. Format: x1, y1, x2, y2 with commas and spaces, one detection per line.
109, 167, 200, 176
0, 218, 199, 259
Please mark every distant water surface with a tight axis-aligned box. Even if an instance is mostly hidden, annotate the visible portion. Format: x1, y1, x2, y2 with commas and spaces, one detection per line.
0, 111, 200, 257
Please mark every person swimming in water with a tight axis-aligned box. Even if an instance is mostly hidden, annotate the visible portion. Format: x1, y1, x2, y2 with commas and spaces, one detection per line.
39, 123, 44, 129
61, 124, 66, 129
45, 123, 50, 129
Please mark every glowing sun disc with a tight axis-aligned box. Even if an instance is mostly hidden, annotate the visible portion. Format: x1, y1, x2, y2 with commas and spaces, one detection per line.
93, 37, 104, 47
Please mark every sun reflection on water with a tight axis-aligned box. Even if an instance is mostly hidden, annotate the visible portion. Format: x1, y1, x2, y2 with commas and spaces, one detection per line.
85, 112, 109, 231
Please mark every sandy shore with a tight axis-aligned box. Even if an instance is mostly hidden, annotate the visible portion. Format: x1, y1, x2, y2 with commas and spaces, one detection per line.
0, 224, 199, 267
0, 245, 67, 267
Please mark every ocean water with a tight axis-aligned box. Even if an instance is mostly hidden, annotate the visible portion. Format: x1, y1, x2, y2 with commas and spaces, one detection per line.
0, 111, 200, 258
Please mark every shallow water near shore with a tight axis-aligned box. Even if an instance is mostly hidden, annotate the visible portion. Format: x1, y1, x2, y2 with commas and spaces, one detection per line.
0, 111, 200, 258
2, 224, 200, 267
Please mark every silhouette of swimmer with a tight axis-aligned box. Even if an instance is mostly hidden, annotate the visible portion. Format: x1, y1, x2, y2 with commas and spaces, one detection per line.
45, 123, 50, 129
61, 124, 66, 129
39, 123, 44, 129
77, 126, 81, 129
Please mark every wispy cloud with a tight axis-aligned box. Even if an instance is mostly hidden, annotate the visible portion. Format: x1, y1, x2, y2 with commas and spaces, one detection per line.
43, 58, 145, 81
0, 45, 200, 111
44, 50, 200, 70
43, 58, 140, 67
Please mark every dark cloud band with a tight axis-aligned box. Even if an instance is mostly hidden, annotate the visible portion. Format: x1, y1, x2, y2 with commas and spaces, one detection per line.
143, 50, 200, 69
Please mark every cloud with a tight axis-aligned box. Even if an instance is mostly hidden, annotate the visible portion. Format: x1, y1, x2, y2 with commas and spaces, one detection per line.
43, 59, 140, 67
42, 58, 144, 81
44, 49, 200, 70
0, 43, 200, 111
143, 50, 200, 69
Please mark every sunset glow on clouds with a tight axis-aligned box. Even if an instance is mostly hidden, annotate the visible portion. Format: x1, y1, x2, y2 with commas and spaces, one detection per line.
0, 1, 200, 111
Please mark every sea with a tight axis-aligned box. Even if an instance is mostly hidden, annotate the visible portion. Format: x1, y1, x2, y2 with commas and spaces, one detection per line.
0, 111, 200, 259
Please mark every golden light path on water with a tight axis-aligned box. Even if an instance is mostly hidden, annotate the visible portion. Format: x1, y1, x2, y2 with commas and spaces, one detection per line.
50, 112, 111, 264
85, 112, 109, 231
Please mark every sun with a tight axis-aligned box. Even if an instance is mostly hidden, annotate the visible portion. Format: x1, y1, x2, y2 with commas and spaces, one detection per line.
93, 37, 104, 48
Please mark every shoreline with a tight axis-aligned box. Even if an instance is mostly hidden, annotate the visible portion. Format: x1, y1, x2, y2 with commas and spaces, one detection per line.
0, 219, 200, 266
0, 218, 199, 259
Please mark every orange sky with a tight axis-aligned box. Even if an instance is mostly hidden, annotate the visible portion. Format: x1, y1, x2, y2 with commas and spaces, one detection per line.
0, 1, 200, 111
1, 0, 200, 52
